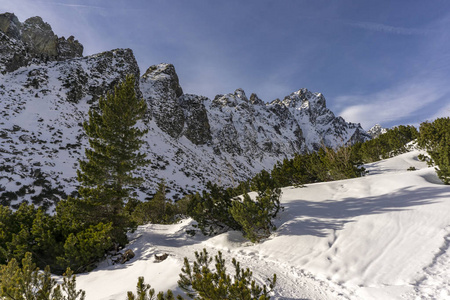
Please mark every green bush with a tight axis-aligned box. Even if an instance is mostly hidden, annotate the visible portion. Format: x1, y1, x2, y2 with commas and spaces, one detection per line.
418, 117, 450, 184
127, 277, 177, 300
0, 252, 85, 300
178, 248, 276, 299
57, 222, 114, 273
54, 198, 120, 273
132, 180, 179, 225
230, 188, 281, 243
187, 183, 242, 236
359, 125, 418, 162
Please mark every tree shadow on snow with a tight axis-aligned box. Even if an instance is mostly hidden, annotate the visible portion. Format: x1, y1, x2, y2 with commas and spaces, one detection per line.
278, 185, 450, 238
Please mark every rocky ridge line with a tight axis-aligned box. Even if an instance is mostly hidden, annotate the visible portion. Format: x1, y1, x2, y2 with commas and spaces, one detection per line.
0, 13, 370, 210
0, 13, 83, 73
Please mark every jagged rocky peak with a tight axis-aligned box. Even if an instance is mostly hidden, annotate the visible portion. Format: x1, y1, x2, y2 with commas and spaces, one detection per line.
212, 88, 254, 108
250, 93, 264, 105
281, 88, 326, 109
0, 12, 83, 73
234, 88, 248, 101
179, 94, 212, 145
62, 48, 141, 103
0, 12, 21, 39
142, 63, 183, 97
140, 63, 212, 145
368, 124, 388, 138
140, 63, 185, 138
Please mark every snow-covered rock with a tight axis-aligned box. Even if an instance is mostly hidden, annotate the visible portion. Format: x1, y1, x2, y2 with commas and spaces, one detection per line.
368, 123, 388, 138
0, 13, 83, 73
0, 14, 371, 210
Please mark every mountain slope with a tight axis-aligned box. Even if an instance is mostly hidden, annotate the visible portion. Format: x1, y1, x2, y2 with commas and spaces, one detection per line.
75, 150, 450, 300
0, 13, 370, 208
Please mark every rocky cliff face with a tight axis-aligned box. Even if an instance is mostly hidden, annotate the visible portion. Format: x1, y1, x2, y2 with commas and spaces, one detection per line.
0, 13, 83, 73
0, 13, 370, 210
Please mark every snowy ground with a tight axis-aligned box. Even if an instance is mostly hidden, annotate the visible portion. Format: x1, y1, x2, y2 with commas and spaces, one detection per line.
76, 150, 450, 299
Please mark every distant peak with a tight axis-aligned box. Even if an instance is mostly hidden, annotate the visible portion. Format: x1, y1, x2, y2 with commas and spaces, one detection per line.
234, 88, 248, 101
368, 124, 387, 138
250, 93, 264, 105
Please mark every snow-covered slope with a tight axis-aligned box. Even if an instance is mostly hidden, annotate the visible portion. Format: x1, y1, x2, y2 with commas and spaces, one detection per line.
0, 13, 370, 208
76, 150, 450, 300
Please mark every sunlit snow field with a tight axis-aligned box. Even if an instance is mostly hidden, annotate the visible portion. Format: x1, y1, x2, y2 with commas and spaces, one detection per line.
76, 150, 450, 299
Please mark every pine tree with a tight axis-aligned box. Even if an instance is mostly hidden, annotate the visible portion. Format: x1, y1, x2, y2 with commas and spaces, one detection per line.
418, 117, 450, 184
0, 252, 85, 300
230, 189, 281, 243
178, 248, 276, 299
74, 74, 149, 245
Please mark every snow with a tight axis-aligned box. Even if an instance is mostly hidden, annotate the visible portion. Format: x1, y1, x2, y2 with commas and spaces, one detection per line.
75, 150, 450, 299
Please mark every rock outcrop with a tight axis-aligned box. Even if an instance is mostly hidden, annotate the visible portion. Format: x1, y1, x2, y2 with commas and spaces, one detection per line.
0, 13, 83, 73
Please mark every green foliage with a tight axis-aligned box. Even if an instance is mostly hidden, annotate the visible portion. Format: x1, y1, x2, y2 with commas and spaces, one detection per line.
126, 277, 178, 300
178, 248, 276, 299
51, 268, 86, 300
126, 276, 156, 300
132, 180, 178, 225
359, 125, 418, 163
270, 126, 418, 188
0, 252, 85, 300
187, 183, 242, 236
0, 204, 63, 271
320, 144, 365, 181
230, 188, 281, 243
271, 151, 325, 187
418, 117, 450, 184
57, 222, 114, 273
74, 74, 148, 245
270, 144, 363, 187
186, 171, 282, 241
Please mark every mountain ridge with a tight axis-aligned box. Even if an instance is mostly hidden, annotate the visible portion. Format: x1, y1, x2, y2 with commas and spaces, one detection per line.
0, 13, 370, 210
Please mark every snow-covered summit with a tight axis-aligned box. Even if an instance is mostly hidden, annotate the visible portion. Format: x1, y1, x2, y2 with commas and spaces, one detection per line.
0, 15, 370, 209
368, 123, 388, 138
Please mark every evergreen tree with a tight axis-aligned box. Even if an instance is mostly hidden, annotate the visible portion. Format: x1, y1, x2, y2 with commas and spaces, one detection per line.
418, 117, 450, 184
187, 183, 242, 236
74, 74, 149, 245
131, 179, 176, 225
178, 248, 276, 299
127, 277, 177, 300
52, 268, 86, 300
0, 252, 85, 300
230, 188, 281, 243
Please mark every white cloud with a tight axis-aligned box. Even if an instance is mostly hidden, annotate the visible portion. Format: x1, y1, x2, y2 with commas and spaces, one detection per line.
44, 2, 105, 10
348, 21, 431, 36
337, 79, 450, 129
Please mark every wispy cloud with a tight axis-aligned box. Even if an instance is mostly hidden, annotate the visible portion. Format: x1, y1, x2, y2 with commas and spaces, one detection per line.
337, 79, 450, 129
430, 103, 450, 121
44, 2, 106, 10
348, 21, 430, 36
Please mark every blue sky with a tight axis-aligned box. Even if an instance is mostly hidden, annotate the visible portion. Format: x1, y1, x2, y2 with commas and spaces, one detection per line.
2, 0, 450, 129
